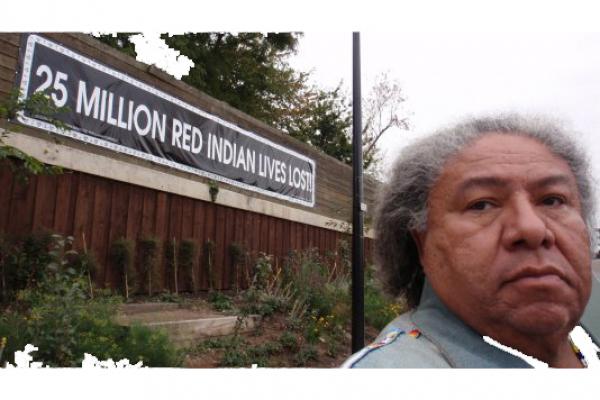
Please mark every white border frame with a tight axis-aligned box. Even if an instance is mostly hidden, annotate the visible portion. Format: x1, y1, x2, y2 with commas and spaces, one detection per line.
16, 34, 316, 207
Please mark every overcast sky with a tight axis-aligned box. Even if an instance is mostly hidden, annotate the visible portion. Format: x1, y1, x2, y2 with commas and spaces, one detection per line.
290, 32, 600, 165
132, 30, 600, 223
288, 32, 600, 224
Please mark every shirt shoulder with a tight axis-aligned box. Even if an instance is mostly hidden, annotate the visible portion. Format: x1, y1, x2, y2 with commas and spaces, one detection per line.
341, 313, 451, 368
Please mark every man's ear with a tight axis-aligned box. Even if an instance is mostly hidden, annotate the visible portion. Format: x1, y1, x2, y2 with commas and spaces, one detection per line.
410, 229, 426, 266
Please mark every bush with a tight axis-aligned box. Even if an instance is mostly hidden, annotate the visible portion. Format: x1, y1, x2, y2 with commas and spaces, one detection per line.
0, 233, 180, 367
278, 331, 299, 352
164, 238, 179, 294
110, 238, 135, 300
364, 267, 405, 330
294, 345, 318, 366
228, 242, 246, 293
1, 232, 55, 300
179, 239, 198, 294
138, 237, 160, 296
208, 291, 232, 311
203, 239, 216, 290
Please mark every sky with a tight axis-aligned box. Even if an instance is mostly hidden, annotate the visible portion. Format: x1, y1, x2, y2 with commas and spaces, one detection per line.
289, 32, 600, 167
133, 31, 600, 224
8, 0, 600, 223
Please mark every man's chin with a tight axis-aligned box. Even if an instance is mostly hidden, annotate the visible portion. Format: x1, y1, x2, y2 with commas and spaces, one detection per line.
506, 304, 577, 336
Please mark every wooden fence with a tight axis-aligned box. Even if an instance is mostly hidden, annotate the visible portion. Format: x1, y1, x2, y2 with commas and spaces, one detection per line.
0, 164, 373, 292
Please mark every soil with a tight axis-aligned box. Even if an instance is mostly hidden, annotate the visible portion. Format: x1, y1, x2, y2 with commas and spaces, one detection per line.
182, 313, 381, 368
119, 294, 382, 368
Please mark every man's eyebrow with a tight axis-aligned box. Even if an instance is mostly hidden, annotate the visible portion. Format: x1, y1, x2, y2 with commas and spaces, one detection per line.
457, 176, 507, 193
528, 174, 575, 190
456, 174, 575, 193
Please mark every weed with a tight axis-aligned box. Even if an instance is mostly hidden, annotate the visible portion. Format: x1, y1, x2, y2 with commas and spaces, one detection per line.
138, 237, 160, 296
179, 239, 198, 294
164, 238, 178, 294
278, 331, 299, 352
109, 238, 135, 300
204, 239, 216, 290
0, 233, 179, 367
294, 345, 319, 366
208, 291, 232, 312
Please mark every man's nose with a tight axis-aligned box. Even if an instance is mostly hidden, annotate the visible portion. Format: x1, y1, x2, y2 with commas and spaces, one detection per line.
502, 195, 555, 250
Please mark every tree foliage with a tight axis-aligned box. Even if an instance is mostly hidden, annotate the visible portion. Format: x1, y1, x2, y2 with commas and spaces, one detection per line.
0, 90, 64, 182
161, 33, 306, 128
280, 84, 353, 165
95, 33, 409, 172
95, 33, 138, 58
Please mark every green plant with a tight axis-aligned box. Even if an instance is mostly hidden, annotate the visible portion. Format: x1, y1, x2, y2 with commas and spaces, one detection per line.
208, 291, 232, 312
364, 279, 404, 330
204, 239, 216, 290
208, 180, 219, 202
228, 242, 246, 293
164, 238, 179, 294
0, 233, 180, 367
1, 232, 54, 298
109, 238, 135, 300
278, 331, 300, 352
138, 237, 160, 296
0, 90, 64, 183
294, 345, 318, 366
76, 233, 98, 299
156, 290, 180, 303
252, 253, 273, 290
179, 239, 198, 294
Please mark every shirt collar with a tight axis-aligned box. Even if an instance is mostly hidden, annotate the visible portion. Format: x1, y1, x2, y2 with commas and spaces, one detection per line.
411, 280, 532, 368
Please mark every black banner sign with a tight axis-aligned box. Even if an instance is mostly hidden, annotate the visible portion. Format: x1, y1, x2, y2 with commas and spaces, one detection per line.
16, 34, 316, 207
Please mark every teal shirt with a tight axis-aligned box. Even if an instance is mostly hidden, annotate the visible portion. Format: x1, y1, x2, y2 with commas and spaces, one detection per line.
343, 281, 532, 368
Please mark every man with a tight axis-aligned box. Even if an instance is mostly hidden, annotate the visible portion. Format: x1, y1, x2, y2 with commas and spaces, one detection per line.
343, 114, 599, 368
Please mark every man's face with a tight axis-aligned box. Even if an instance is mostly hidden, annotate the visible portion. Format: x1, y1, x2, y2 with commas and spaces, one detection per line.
416, 133, 591, 338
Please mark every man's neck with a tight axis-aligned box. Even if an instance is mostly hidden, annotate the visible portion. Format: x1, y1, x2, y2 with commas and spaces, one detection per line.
485, 327, 583, 368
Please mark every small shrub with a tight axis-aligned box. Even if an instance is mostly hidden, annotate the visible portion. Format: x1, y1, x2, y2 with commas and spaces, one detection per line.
2, 232, 54, 296
203, 239, 216, 290
294, 345, 319, 366
228, 242, 246, 293
120, 324, 182, 367
110, 238, 135, 300
208, 180, 219, 202
138, 237, 160, 296
278, 331, 300, 352
0, 233, 179, 367
164, 238, 179, 294
179, 239, 198, 294
156, 290, 180, 303
364, 266, 405, 330
208, 291, 232, 311
216, 336, 250, 367
252, 253, 273, 290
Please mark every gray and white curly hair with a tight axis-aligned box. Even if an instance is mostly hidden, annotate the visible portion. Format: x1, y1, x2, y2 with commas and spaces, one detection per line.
375, 114, 597, 308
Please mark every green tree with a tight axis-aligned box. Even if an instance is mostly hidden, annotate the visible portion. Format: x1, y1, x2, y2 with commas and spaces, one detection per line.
95, 33, 138, 58
281, 84, 354, 166
161, 32, 306, 128
0, 90, 64, 182
95, 33, 409, 172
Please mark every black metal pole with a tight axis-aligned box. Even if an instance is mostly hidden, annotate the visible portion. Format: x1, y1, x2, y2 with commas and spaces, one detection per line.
351, 32, 365, 353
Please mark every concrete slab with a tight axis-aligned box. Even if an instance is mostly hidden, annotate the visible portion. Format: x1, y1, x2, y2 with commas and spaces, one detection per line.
143, 315, 262, 347
115, 303, 261, 347
118, 302, 181, 315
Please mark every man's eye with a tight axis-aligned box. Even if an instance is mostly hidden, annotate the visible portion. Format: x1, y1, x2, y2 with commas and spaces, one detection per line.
541, 196, 565, 207
467, 200, 495, 211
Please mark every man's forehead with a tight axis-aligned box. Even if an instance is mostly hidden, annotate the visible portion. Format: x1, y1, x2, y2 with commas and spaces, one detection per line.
434, 133, 580, 196
444, 133, 574, 174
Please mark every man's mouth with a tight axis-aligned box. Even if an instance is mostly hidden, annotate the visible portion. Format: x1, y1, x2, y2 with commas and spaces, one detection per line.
503, 266, 570, 287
